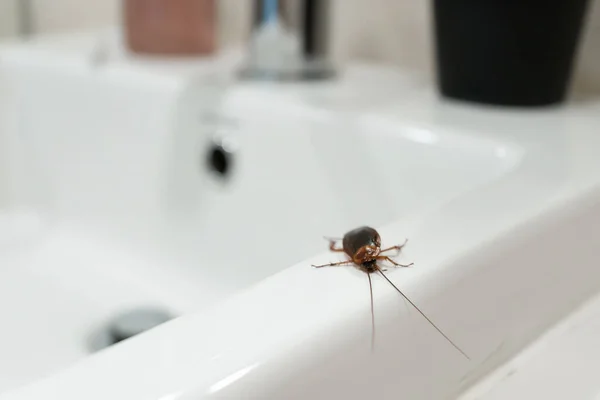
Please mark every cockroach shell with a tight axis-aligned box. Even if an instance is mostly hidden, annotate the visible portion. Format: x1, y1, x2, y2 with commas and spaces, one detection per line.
342, 226, 381, 258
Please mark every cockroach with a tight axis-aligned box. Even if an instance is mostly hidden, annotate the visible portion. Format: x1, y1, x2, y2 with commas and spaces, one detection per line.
312, 225, 469, 359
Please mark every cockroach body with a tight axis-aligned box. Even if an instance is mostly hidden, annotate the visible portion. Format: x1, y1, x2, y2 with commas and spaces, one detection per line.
342, 226, 409, 271
313, 226, 412, 271
312, 225, 469, 360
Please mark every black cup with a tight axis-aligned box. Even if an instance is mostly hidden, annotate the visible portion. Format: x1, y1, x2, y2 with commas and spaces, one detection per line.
432, 0, 590, 107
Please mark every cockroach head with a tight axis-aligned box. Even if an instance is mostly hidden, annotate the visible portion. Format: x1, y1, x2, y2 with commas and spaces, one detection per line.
361, 259, 378, 272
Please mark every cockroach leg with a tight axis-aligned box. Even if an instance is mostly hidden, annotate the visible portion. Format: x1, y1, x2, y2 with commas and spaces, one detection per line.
324, 236, 345, 252
311, 260, 354, 268
376, 256, 413, 268
328, 241, 345, 253
380, 238, 409, 255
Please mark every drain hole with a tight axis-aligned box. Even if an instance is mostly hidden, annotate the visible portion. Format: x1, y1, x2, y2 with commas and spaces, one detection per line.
207, 144, 232, 178
89, 307, 175, 352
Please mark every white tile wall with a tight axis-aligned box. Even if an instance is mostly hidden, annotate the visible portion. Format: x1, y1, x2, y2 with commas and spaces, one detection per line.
0, 0, 18, 37
572, 0, 600, 94
0, 0, 18, 208
29, 0, 119, 34
0, 0, 598, 89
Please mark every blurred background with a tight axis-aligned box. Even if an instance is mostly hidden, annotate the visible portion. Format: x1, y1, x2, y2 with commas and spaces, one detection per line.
0, 0, 599, 94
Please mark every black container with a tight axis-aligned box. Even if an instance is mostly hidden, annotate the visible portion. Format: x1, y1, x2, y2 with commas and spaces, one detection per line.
432, 0, 590, 107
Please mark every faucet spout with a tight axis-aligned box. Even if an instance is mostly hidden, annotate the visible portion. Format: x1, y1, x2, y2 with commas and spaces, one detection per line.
239, 0, 336, 81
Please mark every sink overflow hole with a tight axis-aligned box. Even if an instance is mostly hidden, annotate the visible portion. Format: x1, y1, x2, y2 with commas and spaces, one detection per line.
89, 307, 175, 352
207, 143, 233, 178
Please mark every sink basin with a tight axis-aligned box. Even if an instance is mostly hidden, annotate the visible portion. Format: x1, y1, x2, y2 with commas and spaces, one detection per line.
3, 31, 600, 400
0, 32, 522, 397
0, 211, 194, 392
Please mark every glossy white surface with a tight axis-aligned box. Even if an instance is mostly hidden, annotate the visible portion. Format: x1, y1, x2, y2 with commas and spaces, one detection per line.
2, 31, 600, 399
459, 289, 600, 400
0, 211, 198, 392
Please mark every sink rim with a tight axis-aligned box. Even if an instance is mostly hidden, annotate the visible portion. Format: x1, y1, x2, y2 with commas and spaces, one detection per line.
3, 98, 600, 399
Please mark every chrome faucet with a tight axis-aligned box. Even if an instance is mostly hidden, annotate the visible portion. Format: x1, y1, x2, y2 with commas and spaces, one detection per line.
239, 0, 335, 81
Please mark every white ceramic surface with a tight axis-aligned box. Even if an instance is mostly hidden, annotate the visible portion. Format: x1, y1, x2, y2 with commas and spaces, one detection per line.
1, 31, 600, 400
458, 287, 600, 400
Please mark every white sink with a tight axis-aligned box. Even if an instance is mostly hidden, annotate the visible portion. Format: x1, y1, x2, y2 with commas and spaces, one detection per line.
1, 31, 600, 400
